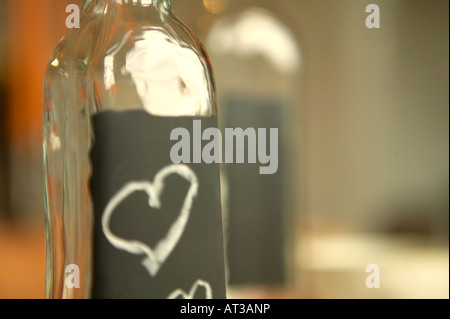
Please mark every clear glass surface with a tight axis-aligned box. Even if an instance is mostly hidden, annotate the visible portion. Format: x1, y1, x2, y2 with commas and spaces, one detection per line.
43, 0, 217, 299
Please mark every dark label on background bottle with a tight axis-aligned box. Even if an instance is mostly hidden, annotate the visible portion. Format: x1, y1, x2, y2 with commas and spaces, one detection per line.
224, 97, 286, 286
90, 110, 226, 299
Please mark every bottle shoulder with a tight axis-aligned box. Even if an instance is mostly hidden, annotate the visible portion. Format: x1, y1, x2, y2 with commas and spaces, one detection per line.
44, 10, 217, 117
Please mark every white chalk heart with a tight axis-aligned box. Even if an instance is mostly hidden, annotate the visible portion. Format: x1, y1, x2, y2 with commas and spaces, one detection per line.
102, 164, 198, 277
167, 279, 213, 299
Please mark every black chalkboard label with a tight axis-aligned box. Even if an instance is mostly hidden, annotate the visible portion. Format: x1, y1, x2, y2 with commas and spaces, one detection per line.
90, 110, 226, 299
224, 97, 286, 285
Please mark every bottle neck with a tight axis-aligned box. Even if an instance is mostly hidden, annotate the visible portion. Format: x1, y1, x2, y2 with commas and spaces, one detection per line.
82, 0, 172, 11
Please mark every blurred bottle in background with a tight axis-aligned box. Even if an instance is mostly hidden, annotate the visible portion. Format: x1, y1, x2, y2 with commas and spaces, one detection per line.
176, 0, 305, 298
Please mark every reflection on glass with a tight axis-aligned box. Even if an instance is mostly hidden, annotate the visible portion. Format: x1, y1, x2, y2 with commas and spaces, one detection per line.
125, 30, 210, 115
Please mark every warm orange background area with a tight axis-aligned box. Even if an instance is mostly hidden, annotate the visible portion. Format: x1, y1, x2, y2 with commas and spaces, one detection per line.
0, 222, 45, 299
7, 0, 76, 152
0, 0, 81, 299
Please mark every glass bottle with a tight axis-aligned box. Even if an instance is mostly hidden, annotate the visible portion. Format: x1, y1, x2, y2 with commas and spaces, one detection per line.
43, 0, 223, 299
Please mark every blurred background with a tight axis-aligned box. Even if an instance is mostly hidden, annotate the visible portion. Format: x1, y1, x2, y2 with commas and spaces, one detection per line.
0, 0, 448, 299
